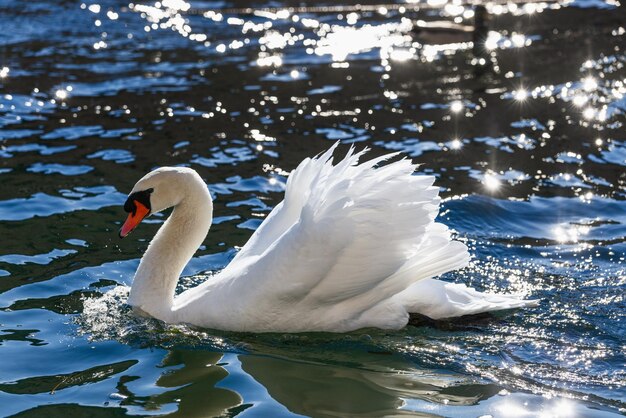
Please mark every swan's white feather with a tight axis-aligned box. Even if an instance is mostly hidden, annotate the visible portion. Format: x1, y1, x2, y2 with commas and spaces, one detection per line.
394, 278, 540, 320
174, 144, 531, 332
132, 145, 537, 332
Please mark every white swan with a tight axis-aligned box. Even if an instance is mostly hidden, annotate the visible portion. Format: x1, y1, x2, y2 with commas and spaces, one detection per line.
120, 144, 537, 332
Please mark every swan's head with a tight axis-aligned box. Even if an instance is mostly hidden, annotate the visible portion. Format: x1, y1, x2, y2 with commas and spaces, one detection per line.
119, 167, 208, 238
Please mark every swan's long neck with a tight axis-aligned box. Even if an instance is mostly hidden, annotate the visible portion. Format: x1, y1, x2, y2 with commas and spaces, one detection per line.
127, 188, 212, 321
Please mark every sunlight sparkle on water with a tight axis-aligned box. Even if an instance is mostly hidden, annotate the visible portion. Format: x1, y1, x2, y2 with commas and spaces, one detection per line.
0, 67, 9, 78
346, 12, 358, 25
524, 2, 541, 14
582, 191, 594, 201
496, 401, 528, 417
572, 95, 588, 107
553, 224, 590, 243
583, 76, 598, 91
257, 54, 283, 67
583, 107, 596, 119
131, 0, 196, 37
314, 22, 411, 62
485, 31, 502, 50
227, 17, 245, 25
250, 129, 276, 142
450, 101, 464, 113
161, 0, 190, 11
493, 398, 577, 418
483, 173, 501, 191
189, 33, 207, 42
511, 33, 527, 48
450, 139, 463, 150
389, 49, 414, 62
55, 89, 68, 99
514, 89, 528, 101
260, 31, 289, 49
444, 3, 465, 16
539, 399, 576, 418
421, 42, 469, 63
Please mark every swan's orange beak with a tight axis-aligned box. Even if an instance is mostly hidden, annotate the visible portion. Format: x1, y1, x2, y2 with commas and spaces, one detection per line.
119, 201, 150, 238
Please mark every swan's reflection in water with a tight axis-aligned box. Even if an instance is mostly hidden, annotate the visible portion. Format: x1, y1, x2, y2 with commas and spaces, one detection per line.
115, 347, 609, 417
119, 350, 243, 417
239, 354, 498, 417
103, 344, 500, 417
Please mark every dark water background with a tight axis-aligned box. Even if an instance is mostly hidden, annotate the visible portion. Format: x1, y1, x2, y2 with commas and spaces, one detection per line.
1, 0, 625, 416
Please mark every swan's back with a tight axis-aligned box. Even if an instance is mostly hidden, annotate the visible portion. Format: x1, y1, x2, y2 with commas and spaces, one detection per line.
177, 144, 471, 331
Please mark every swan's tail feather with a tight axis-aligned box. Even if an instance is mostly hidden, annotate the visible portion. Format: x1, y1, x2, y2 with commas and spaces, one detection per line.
394, 278, 539, 320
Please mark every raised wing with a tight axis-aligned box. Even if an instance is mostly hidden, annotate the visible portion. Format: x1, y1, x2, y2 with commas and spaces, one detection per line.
196, 144, 469, 331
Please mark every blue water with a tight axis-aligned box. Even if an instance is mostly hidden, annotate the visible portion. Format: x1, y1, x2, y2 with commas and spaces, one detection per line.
1, 0, 625, 416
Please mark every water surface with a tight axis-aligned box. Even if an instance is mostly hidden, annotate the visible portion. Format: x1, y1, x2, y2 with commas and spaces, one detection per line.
0, 0, 625, 416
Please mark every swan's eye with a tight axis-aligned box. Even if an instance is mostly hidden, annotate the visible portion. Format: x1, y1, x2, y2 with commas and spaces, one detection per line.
124, 189, 153, 215
123, 197, 136, 214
